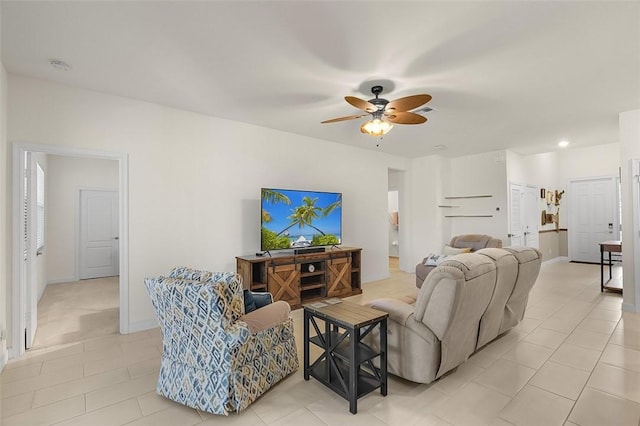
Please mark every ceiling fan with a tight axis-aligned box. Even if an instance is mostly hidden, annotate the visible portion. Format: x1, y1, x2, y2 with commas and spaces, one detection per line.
321, 85, 432, 137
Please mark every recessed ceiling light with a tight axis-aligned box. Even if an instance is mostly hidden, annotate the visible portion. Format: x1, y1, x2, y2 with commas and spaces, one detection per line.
558, 140, 570, 148
49, 59, 71, 71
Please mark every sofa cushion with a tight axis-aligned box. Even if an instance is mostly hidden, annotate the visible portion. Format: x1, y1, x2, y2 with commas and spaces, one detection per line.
443, 245, 472, 255
439, 253, 495, 281
450, 234, 503, 251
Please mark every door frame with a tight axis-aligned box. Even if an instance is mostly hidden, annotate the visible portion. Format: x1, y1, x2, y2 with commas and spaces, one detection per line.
11, 142, 129, 359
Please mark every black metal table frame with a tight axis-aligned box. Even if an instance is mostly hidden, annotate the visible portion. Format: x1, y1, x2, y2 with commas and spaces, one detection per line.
303, 307, 387, 414
600, 241, 622, 292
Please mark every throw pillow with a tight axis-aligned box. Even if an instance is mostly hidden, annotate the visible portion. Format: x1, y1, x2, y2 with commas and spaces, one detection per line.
243, 289, 257, 313
443, 245, 472, 255
424, 253, 449, 266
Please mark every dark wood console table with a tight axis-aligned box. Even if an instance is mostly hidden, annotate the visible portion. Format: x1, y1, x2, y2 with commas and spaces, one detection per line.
599, 240, 622, 293
303, 299, 387, 414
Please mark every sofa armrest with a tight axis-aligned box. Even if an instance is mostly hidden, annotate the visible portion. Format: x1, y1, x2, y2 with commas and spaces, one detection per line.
366, 298, 415, 326
239, 300, 291, 334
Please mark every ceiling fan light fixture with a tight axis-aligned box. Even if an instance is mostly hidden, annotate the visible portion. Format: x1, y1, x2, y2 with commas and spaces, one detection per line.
361, 118, 393, 136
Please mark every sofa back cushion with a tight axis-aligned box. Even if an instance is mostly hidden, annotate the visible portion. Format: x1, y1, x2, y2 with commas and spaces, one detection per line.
414, 253, 497, 378
474, 248, 519, 349
499, 246, 542, 333
450, 234, 503, 251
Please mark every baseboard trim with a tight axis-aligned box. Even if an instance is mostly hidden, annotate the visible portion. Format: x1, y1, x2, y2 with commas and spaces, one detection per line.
47, 277, 77, 285
622, 302, 638, 313
127, 319, 158, 334
542, 256, 569, 265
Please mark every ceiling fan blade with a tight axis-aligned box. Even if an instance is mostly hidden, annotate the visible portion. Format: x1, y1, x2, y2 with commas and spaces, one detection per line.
321, 114, 368, 124
345, 96, 378, 113
385, 94, 432, 112
385, 111, 428, 125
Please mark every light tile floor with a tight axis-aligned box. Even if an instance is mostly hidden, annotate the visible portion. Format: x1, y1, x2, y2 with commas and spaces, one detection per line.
32, 277, 119, 349
2, 260, 639, 425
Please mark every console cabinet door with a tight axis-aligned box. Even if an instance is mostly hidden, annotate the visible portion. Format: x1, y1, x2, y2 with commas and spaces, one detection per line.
268, 263, 301, 306
327, 257, 351, 297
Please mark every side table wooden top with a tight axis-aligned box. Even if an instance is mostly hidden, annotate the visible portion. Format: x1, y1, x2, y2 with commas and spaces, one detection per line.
599, 240, 622, 253
303, 299, 387, 328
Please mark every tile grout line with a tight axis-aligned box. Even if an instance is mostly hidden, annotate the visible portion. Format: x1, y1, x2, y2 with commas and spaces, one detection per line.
495, 284, 614, 425
556, 301, 622, 424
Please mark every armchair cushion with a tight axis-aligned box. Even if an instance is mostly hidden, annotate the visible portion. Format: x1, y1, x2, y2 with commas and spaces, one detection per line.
243, 290, 273, 313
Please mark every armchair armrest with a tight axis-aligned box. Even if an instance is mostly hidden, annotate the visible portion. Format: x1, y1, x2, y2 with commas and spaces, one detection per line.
366, 298, 415, 326
239, 300, 291, 334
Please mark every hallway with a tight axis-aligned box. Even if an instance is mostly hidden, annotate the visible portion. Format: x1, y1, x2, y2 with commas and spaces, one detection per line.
32, 277, 119, 349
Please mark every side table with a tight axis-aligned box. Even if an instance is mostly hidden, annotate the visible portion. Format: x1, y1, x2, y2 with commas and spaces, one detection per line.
599, 240, 622, 292
303, 299, 388, 414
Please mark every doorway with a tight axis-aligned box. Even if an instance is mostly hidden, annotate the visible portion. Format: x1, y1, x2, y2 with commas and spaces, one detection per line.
11, 143, 129, 359
508, 182, 540, 248
388, 169, 403, 272
568, 176, 621, 263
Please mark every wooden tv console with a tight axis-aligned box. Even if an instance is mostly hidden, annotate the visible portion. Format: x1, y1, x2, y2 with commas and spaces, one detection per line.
236, 247, 362, 309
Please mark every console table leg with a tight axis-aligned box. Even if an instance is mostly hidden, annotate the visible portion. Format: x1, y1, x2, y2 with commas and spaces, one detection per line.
303, 310, 310, 380
380, 319, 388, 396
600, 248, 604, 292
349, 328, 358, 414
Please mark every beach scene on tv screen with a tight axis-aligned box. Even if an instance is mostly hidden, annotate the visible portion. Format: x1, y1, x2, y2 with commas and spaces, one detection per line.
261, 189, 342, 250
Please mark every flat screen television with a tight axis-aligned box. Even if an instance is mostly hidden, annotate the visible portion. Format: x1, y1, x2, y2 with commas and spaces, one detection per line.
261, 188, 342, 251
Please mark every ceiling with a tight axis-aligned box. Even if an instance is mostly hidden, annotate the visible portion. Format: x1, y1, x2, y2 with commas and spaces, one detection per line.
2, 1, 639, 158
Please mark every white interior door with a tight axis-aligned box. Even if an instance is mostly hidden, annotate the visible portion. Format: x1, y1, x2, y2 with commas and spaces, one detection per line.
569, 177, 620, 263
80, 190, 119, 279
509, 183, 539, 248
509, 183, 524, 245
23, 153, 37, 349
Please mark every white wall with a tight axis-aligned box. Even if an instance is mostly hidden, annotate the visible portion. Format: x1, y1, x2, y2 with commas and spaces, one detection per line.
558, 143, 621, 182
46, 155, 119, 283
507, 144, 621, 231
405, 155, 450, 269
0, 7, 9, 368
620, 110, 640, 313
7, 75, 409, 333
449, 151, 509, 242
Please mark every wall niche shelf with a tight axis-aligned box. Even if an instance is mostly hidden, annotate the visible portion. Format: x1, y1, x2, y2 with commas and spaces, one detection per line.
444, 195, 493, 200
445, 215, 493, 218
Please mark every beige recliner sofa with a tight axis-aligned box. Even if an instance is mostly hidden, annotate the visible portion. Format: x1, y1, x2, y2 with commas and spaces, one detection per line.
416, 234, 503, 288
366, 246, 541, 384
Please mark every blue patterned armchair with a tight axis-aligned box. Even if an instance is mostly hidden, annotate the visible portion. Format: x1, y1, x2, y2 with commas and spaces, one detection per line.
144, 267, 299, 415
